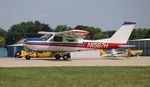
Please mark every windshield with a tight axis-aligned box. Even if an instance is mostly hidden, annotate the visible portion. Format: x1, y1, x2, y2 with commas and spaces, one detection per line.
40, 34, 53, 41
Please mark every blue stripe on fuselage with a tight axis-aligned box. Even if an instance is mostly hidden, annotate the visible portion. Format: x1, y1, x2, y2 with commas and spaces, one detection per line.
25, 42, 84, 46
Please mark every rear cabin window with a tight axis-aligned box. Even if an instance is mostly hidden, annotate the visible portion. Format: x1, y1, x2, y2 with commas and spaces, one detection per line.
65, 37, 75, 42
53, 36, 63, 42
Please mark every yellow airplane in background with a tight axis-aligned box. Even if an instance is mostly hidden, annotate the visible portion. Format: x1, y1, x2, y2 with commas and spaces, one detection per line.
99, 49, 143, 57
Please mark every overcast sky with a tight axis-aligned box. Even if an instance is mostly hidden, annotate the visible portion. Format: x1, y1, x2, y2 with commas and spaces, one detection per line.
0, 0, 150, 31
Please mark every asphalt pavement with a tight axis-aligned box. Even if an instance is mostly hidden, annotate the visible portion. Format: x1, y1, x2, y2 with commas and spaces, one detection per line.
0, 56, 150, 67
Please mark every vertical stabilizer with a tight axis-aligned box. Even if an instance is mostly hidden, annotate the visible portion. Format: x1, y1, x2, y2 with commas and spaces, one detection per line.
109, 22, 136, 43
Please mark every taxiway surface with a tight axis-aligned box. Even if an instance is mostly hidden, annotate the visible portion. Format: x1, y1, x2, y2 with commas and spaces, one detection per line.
0, 57, 150, 67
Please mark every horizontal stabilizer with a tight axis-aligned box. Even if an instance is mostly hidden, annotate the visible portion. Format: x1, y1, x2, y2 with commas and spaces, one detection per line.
118, 45, 135, 48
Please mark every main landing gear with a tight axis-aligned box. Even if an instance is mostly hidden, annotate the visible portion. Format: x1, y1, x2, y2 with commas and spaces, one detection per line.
25, 55, 31, 60
55, 53, 71, 60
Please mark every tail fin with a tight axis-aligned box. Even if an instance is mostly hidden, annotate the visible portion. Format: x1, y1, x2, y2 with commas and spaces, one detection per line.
109, 22, 136, 43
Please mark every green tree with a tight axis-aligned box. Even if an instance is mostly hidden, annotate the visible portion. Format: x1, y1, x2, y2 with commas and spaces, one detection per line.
54, 25, 72, 32
0, 27, 6, 38
144, 28, 150, 38
0, 36, 5, 47
130, 28, 148, 40
6, 21, 52, 45
75, 25, 103, 40
103, 30, 116, 38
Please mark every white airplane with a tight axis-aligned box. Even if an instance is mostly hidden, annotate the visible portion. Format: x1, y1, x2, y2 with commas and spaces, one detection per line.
24, 22, 136, 60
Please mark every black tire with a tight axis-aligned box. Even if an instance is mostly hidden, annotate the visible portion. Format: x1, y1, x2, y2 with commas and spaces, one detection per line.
63, 55, 69, 60
55, 54, 61, 59
25, 55, 31, 60
63, 53, 71, 60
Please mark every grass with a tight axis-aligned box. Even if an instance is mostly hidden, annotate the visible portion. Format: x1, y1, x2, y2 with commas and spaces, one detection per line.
0, 67, 150, 87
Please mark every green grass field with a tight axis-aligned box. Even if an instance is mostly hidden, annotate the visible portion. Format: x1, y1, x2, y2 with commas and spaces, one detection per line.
0, 67, 150, 87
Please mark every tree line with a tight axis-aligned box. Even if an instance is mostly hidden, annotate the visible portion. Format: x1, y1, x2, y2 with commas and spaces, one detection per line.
0, 21, 150, 46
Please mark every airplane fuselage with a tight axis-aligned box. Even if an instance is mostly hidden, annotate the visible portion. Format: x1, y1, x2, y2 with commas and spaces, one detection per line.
25, 40, 126, 52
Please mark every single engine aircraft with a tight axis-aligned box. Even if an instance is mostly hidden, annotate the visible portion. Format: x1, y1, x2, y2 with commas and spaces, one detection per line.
24, 22, 136, 60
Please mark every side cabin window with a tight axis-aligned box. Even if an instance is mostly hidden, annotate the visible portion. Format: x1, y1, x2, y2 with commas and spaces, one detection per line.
65, 37, 75, 42
53, 36, 76, 42
53, 36, 63, 42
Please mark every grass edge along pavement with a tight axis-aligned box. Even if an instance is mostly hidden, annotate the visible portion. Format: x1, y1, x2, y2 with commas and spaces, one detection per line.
0, 66, 150, 87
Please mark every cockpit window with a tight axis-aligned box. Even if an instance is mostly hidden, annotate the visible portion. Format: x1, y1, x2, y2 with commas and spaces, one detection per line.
40, 34, 53, 41
40, 34, 76, 42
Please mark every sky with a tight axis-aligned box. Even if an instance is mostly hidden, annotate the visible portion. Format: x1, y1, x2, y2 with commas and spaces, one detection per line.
0, 0, 150, 31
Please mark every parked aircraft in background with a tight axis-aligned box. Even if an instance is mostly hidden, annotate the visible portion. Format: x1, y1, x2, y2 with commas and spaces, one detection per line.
99, 49, 143, 57
24, 22, 136, 60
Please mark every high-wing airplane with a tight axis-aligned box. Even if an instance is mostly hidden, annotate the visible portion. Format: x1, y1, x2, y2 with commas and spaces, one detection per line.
24, 22, 136, 60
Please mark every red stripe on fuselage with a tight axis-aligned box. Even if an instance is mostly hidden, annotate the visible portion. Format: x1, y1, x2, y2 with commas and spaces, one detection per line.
25, 42, 126, 49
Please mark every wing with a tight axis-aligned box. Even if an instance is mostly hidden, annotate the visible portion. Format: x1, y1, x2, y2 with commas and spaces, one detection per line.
56, 29, 90, 38
38, 31, 56, 35
38, 29, 90, 39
